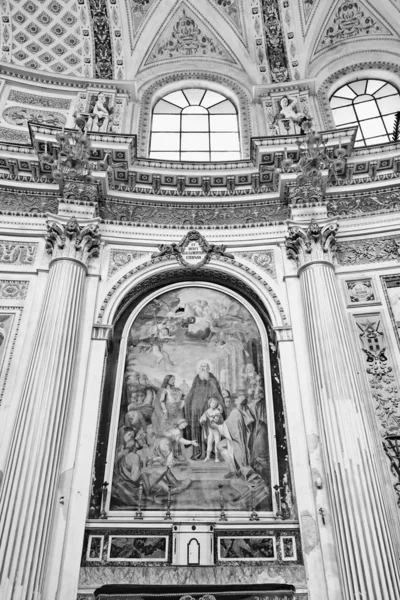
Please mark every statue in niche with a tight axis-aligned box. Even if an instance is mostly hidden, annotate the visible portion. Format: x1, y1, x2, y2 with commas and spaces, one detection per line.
271, 95, 312, 135
85, 93, 114, 132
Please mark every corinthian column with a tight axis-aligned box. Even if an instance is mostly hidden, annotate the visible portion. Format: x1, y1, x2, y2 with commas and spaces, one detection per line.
0, 215, 100, 600
286, 219, 400, 599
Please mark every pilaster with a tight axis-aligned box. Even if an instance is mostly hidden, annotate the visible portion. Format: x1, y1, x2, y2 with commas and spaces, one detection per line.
285, 219, 400, 599
0, 216, 100, 600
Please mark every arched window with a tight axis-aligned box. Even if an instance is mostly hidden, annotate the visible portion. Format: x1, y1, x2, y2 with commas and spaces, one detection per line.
149, 88, 241, 162
330, 79, 400, 147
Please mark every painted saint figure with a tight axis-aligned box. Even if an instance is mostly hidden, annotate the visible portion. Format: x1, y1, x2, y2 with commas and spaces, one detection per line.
184, 360, 225, 459
200, 397, 223, 462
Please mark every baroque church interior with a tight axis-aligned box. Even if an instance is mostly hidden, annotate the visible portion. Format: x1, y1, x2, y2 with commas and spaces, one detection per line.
1, 0, 400, 599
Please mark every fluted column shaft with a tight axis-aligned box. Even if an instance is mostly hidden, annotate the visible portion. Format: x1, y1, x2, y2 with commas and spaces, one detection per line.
287, 219, 400, 600
0, 217, 100, 600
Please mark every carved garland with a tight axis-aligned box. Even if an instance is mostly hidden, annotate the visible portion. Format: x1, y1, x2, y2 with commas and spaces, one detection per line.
138, 71, 252, 159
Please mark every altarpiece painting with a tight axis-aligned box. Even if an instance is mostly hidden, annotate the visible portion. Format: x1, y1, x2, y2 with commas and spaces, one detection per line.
106, 285, 276, 514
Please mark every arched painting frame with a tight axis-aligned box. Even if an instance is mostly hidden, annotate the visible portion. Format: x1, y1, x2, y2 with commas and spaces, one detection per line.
103, 282, 280, 518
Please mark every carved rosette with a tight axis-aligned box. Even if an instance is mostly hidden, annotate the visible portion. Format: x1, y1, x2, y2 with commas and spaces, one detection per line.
45, 216, 101, 266
285, 219, 338, 267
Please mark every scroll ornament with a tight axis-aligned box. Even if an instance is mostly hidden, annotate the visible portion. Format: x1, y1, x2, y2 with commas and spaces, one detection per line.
45, 216, 101, 266
285, 219, 339, 266
151, 230, 234, 268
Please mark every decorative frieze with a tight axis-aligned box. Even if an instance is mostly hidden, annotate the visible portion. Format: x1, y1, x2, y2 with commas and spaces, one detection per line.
108, 249, 148, 278
261, 0, 290, 83
236, 251, 277, 280
285, 219, 338, 267
2, 106, 67, 128
7, 89, 72, 109
0, 191, 58, 214
327, 189, 400, 217
0, 126, 30, 144
45, 217, 101, 266
88, 0, 113, 79
101, 199, 288, 227
0, 241, 37, 266
355, 314, 400, 437
0, 280, 29, 300
336, 236, 400, 266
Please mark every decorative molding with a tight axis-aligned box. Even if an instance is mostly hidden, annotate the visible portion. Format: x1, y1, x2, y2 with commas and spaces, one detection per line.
299, 0, 319, 28
336, 236, 400, 266
355, 314, 400, 437
88, 0, 113, 79
381, 274, 400, 353
97, 259, 288, 325
139, 2, 239, 69
0, 191, 58, 215
0, 127, 30, 144
137, 70, 252, 159
0, 281, 29, 300
78, 563, 307, 588
7, 89, 72, 109
0, 241, 37, 266
236, 250, 277, 280
285, 219, 338, 267
108, 249, 149, 278
100, 200, 287, 227
126, 0, 155, 44
311, 0, 394, 62
213, 0, 243, 34
45, 216, 101, 266
0, 0, 12, 64
0, 307, 23, 406
92, 323, 114, 344
106, 0, 125, 80
3, 106, 67, 128
327, 188, 400, 218
261, 0, 290, 83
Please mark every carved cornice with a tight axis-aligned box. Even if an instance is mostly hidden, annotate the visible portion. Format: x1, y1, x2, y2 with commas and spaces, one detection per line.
45, 216, 101, 267
285, 218, 339, 267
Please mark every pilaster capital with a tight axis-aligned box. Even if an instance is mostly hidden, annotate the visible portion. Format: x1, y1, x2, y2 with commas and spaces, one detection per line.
45, 215, 101, 267
285, 218, 339, 268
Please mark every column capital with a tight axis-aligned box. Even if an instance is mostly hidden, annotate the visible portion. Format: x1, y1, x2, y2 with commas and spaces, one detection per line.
285, 218, 338, 268
45, 215, 101, 267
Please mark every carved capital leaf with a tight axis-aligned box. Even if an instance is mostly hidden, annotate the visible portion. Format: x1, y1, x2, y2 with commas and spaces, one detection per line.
285, 218, 339, 267
45, 216, 101, 267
